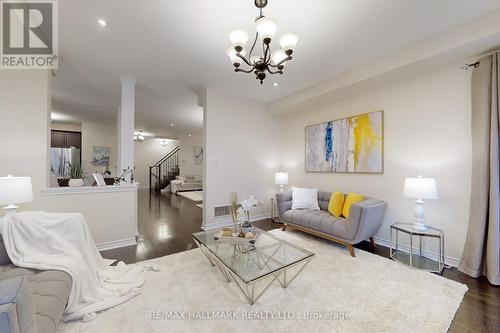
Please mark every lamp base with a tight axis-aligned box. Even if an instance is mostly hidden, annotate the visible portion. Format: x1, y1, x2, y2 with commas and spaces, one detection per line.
412, 222, 428, 231
279, 185, 284, 193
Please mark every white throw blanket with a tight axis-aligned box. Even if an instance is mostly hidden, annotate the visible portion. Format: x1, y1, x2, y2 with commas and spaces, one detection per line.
0, 211, 158, 322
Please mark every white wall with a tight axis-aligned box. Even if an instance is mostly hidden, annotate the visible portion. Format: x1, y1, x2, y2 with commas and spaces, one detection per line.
0, 71, 138, 249
81, 122, 118, 176
51, 122, 82, 132
0, 70, 51, 196
203, 88, 281, 229
279, 64, 472, 264
179, 134, 203, 177
134, 138, 179, 188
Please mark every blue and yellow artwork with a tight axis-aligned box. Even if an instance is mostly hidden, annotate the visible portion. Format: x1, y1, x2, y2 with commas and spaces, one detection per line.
305, 111, 383, 173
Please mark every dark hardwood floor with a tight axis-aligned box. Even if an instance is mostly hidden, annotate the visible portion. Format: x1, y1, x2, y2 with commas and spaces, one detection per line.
101, 189, 499, 333
100, 189, 203, 263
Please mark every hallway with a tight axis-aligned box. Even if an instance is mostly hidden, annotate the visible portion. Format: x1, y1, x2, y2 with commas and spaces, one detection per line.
101, 189, 203, 263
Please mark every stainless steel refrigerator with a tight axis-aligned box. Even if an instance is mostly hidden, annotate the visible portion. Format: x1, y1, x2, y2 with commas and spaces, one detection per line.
50, 147, 81, 178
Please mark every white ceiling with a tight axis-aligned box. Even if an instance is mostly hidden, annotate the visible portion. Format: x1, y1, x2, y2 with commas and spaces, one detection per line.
53, 0, 500, 136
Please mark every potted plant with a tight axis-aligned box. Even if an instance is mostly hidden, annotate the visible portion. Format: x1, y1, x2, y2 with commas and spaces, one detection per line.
66, 162, 85, 187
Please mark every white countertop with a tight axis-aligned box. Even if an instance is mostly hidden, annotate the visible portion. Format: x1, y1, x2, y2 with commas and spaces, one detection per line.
40, 183, 139, 196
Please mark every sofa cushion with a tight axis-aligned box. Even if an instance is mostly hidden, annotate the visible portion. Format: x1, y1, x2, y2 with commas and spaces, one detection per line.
282, 209, 358, 241
328, 192, 345, 217
0, 267, 71, 333
317, 191, 332, 211
291, 187, 320, 210
0, 276, 36, 333
342, 193, 365, 218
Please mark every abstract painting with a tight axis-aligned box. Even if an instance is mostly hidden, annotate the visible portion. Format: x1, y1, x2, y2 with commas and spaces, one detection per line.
305, 111, 383, 173
91, 146, 111, 166
194, 146, 203, 165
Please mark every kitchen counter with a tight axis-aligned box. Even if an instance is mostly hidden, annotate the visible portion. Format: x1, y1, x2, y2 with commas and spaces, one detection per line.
40, 183, 139, 196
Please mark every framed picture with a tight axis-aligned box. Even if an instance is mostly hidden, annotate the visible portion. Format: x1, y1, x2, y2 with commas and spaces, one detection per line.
305, 110, 384, 173
194, 146, 203, 165
91, 146, 110, 166
93, 173, 107, 187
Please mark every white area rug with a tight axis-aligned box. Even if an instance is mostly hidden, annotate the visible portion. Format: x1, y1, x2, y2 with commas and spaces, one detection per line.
59, 229, 467, 333
177, 191, 203, 202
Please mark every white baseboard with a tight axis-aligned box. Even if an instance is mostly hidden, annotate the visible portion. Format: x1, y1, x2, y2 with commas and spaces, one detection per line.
373, 236, 460, 267
202, 213, 271, 231
96, 237, 137, 251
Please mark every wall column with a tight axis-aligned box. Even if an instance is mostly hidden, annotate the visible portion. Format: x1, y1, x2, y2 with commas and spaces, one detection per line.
118, 77, 136, 183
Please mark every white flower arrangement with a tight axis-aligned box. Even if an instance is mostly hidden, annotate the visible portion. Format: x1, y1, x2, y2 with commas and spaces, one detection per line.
240, 195, 258, 212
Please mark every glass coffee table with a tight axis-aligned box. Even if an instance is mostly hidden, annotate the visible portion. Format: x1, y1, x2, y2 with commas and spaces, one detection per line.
192, 227, 314, 304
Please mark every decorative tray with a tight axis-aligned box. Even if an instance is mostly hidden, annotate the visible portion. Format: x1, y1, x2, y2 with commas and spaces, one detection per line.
214, 227, 258, 245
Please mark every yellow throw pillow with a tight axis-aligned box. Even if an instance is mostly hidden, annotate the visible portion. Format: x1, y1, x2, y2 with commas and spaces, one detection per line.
328, 192, 345, 218
342, 193, 365, 218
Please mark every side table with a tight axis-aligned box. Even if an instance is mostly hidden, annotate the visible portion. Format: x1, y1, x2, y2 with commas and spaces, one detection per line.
270, 197, 284, 223
390, 222, 445, 274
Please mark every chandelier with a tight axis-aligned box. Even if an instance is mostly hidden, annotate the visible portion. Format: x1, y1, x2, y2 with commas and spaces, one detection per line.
134, 131, 145, 142
226, 0, 298, 84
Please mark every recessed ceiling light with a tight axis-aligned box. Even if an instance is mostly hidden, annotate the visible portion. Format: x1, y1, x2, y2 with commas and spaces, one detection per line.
273, 82, 278, 87
189, 134, 192, 137
170, 123, 174, 127
97, 18, 107, 27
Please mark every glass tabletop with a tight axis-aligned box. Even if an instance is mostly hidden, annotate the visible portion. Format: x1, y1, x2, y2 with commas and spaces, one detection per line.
192, 227, 314, 283
391, 222, 443, 237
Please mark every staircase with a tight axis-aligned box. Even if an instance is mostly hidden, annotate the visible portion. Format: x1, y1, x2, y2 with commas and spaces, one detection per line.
149, 146, 180, 193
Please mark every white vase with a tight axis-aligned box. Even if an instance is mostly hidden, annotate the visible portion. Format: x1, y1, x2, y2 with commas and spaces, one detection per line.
69, 179, 84, 188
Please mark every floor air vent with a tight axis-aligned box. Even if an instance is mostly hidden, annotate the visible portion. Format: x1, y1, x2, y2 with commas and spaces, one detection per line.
214, 205, 230, 217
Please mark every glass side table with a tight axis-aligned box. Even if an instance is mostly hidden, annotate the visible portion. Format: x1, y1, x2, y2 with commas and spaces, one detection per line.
390, 223, 445, 274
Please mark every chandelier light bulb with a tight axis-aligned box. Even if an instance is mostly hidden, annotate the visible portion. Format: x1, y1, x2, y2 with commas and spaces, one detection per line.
256, 17, 278, 42
279, 33, 298, 53
229, 29, 249, 50
226, 47, 246, 65
271, 49, 288, 66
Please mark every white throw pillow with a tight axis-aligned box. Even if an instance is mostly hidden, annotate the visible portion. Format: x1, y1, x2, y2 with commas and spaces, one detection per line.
291, 187, 320, 210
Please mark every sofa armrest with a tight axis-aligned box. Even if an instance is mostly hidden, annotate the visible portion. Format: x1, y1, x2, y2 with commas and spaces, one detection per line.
347, 199, 387, 243
0, 277, 36, 333
275, 191, 293, 217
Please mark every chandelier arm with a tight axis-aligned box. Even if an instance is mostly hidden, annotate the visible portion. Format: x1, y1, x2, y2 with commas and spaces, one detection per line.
235, 67, 256, 74
267, 67, 283, 75
268, 56, 292, 68
248, 32, 259, 60
262, 41, 268, 61
265, 44, 272, 64
236, 53, 254, 67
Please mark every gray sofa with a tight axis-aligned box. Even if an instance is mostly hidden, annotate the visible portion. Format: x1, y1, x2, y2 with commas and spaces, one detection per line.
0, 236, 71, 333
276, 191, 387, 257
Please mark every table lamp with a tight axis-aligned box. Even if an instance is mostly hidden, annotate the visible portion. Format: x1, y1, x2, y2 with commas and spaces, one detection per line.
0, 175, 33, 214
274, 172, 289, 193
403, 175, 438, 231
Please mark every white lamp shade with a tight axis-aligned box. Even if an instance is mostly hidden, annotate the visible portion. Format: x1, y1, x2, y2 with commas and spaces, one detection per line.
274, 172, 289, 186
279, 33, 298, 52
0, 176, 33, 205
229, 29, 249, 48
271, 49, 288, 66
404, 177, 438, 200
256, 17, 278, 40
226, 47, 246, 64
